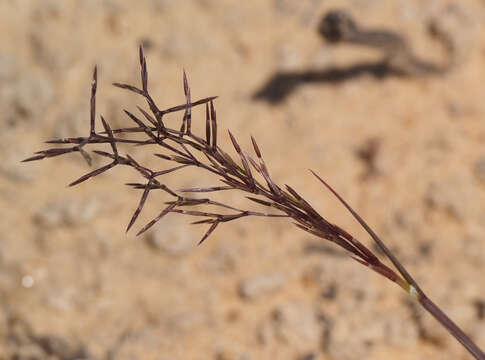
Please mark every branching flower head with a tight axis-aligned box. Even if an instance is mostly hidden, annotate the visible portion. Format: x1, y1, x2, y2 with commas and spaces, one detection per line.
23, 46, 485, 360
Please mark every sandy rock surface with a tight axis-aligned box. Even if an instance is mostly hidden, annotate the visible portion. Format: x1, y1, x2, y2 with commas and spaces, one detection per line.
2, 1, 485, 359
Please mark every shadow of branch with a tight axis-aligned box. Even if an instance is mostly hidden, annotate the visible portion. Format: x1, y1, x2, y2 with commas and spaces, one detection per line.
252, 61, 406, 104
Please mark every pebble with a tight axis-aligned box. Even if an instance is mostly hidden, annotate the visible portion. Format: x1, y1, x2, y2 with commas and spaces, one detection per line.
277, 44, 302, 70
204, 243, 242, 273
145, 218, 195, 257
0, 142, 39, 182
34, 198, 100, 228
11, 74, 54, 120
214, 341, 253, 360
168, 311, 205, 333
424, 178, 472, 221
31, 0, 62, 22
326, 305, 418, 359
54, 103, 90, 139
311, 48, 334, 69
272, 302, 321, 350
0, 69, 53, 129
239, 272, 286, 300
161, 33, 193, 59
273, 0, 299, 16
35, 334, 90, 359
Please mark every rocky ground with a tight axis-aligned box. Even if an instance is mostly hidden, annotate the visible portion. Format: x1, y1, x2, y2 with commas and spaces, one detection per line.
1, 0, 485, 359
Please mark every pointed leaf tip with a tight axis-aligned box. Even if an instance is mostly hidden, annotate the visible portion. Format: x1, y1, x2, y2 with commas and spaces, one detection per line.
228, 130, 241, 154
139, 44, 144, 60
183, 69, 189, 96
198, 222, 218, 245
251, 135, 262, 158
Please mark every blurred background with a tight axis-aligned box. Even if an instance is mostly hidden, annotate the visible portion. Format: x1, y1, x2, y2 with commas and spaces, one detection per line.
1, 0, 485, 359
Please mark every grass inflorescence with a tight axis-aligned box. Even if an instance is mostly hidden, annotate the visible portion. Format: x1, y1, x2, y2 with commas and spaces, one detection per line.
23, 46, 485, 360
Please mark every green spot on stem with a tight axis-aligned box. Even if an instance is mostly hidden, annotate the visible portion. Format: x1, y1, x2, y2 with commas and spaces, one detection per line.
409, 284, 419, 299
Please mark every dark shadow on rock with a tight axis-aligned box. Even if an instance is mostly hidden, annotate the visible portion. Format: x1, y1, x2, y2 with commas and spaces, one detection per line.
252, 61, 406, 104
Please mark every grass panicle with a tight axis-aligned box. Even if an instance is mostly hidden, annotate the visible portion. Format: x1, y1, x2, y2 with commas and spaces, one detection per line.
24, 46, 485, 360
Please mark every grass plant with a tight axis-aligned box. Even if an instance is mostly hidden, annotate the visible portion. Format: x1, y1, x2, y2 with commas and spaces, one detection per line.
24, 47, 485, 360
